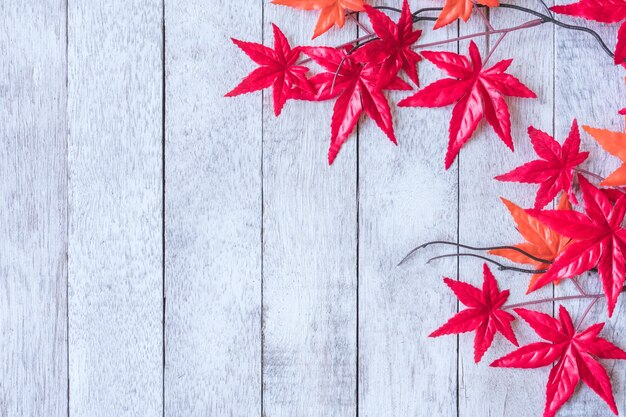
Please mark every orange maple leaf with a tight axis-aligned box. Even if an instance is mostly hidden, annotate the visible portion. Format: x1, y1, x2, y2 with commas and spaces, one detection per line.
434, 0, 499, 29
583, 125, 626, 187
489, 196, 571, 293
272, 0, 365, 39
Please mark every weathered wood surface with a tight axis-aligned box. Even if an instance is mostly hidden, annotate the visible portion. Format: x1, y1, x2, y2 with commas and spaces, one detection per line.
0, 2, 67, 416
458, 3, 554, 416
3, 1, 626, 416
164, 0, 262, 415
261, 6, 357, 417
359, 2, 458, 416
67, 1, 163, 416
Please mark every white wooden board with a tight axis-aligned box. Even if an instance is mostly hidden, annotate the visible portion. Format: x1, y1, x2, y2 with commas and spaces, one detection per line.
458, 2, 554, 416
67, 1, 163, 416
0, 2, 67, 416
164, 0, 262, 415
359, 2, 459, 416
261, 5, 357, 417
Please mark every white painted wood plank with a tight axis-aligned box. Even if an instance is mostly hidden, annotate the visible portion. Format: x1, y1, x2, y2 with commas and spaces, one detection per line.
164, 0, 262, 415
458, 3, 553, 416
0, 2, 67, 416
67, 1, 163, 416
262, 6, 357, 417
554, 13, 626, 417
359, 1, 458, 416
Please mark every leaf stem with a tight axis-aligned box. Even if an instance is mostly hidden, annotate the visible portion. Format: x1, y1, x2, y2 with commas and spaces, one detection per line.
575, 167, 605, 182
574, 168, 626, 194
410, 19, 544, 51
575, 297, 601, 330
503, 293, 603, 310
474, 1, 495, 32
347, 12, 373, 36
571, 276, 586, 296
483, 32, 507, 66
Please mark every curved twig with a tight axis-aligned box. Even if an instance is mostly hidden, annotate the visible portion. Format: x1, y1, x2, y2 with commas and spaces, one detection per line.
398, 240, 552, 266
426, 253, 547, 274
496, 3, 617, 60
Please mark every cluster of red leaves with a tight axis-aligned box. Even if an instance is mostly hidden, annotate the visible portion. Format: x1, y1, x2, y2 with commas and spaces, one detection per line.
430, 121, 626, 416
226, 0, 534, 166
492, 121, 626, 316
431, 264, 626, 417
226, 2, 626, 416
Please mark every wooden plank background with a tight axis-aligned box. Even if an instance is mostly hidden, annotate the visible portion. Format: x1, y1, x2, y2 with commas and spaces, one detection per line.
2, 0, 625, 416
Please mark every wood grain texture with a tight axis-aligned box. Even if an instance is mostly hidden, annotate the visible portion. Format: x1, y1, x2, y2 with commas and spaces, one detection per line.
554, 14, 626, 417
261, 6, 357, 417
358, 2, 459, 416
458, 3, 553, 416
67, 1, 163, 416
164, 0, 262, 415
0, 2, 67, 416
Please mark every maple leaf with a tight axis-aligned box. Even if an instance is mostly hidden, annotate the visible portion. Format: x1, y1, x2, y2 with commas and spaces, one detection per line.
583, 125, 626, 186
528, 175, 626, 316
495, 120, 589, 209
551, 0, 626, 64
551, 0, 626, 23
490, 196, 572, 293
398, 40, 536, 169
226, 24, 312, 116
354, 0, 422, 87
430, 263, 518, 363
434, 0, 500, 29
301, 46, 411, 164
271, 0, 365, 39
491, 306, 626, 417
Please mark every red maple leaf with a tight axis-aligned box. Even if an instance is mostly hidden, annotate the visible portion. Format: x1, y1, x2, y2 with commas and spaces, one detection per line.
398, 40, 536, 169
226, 24, 312, 116
551, 0, 626, 22
354, 0, 422, 87
551, 0, 626, 64
528, 175, 626, 316
495, 120, 589, 209
301, 46, 412, 164
429, 263, 518, 363
491, 306, 626, 417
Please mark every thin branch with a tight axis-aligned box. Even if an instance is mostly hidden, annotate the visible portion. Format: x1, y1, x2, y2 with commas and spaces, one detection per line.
398, 240, 552, 266
411, 19, 544, 50
496, 3, 617, 60
572, 276, 586, 296
503, 293, 603, 310
348, 12, 372, 36
426, 253, 547, 274
474, 1, 495, 31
